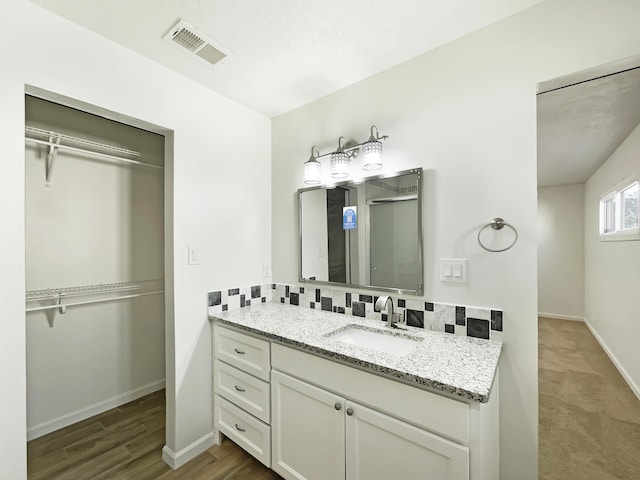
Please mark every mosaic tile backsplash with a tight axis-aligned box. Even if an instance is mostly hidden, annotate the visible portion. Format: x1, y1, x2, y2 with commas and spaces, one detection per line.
208, 283, 503, 342
207, 284, 273, 314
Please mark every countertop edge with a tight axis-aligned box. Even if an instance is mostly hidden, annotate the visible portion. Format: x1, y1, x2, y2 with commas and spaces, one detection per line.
212, 315, 496, 403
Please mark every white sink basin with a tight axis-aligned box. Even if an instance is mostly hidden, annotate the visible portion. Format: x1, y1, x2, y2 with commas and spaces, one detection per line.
327, 325, 422, 356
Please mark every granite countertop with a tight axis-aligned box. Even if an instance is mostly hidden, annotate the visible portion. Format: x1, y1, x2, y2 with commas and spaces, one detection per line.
210, 302, 502, 403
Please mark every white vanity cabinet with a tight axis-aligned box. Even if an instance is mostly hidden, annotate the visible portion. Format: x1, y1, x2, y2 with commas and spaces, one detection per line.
213, 325, 272, 466
212, 322, 499, 480
272, 370, 469, 480
270, 343, 498, 480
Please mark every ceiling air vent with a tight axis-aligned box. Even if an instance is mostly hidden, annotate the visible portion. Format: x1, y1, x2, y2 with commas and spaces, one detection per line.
163, 20, 229, 67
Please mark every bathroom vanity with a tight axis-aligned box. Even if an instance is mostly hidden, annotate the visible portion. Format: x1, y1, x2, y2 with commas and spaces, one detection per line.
210, 302, 501, 480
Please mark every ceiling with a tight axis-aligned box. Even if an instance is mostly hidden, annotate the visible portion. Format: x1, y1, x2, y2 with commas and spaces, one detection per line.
31, 0, 543, 118
28, 1, 640, 186
537, 65, 640, 188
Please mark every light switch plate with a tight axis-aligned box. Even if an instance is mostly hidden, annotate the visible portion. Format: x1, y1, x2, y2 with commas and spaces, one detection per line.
440, 258, 467, 282
188, 245, 201, 265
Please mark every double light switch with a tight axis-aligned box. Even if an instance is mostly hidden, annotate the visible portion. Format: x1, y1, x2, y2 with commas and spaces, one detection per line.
440, 258, 467, 283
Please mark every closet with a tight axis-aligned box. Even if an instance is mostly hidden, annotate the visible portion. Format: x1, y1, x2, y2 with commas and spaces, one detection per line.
24, 94, 166, 440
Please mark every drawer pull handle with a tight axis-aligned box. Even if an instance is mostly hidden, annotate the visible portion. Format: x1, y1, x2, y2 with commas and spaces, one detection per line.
235, 423, 246, 432
334, 403, 342, 411
234, 348, 245, 355
234, 385, 246, 392
346, 408, 354, 416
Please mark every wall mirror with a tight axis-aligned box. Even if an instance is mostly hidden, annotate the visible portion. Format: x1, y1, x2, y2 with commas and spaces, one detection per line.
299, 168, 423, 295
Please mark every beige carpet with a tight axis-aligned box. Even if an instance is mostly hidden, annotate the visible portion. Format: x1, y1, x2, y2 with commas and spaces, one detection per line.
538, 317, 640, 480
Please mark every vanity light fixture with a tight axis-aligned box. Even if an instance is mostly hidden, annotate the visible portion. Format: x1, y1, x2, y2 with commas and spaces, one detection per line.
303, 146, 321, 185
330, 137, 350, 179
303, 125, 389, 184
361, 125, 384, 171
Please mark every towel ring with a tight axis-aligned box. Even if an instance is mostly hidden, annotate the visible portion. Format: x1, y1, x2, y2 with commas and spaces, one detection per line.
478, 218, 518, 253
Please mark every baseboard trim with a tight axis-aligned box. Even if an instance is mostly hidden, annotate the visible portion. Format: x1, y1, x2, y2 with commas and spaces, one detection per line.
584, 319, 640, 403
538, 312, 585, 322
162, 431, 216, 469
27, 379, 165, 441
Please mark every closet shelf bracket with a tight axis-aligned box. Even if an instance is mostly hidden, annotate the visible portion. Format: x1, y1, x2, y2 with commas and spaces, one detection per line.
55, 294, 66, 315
46, 133, 61, 183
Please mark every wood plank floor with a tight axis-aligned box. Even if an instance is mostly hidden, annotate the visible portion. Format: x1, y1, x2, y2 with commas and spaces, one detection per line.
539, 317, 640, 480
27, 389, 283, 479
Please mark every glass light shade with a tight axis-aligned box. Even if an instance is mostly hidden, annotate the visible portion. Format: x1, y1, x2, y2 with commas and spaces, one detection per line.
304, 158, 321, 185
361, 140, 383, 170
330, 151, 349, 178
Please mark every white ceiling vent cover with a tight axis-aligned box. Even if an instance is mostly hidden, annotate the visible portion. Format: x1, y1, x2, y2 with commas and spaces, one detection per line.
163, 20, 229, 67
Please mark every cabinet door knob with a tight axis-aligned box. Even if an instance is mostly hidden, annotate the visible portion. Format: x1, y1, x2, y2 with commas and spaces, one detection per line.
334, 403, 342, 411
234, 385, 246, 392
234, 348, 245, 355
235, 423, 246, 432
346, 408, 354, 416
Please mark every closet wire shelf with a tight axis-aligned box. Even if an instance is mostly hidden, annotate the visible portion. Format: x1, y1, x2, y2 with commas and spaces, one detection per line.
24, 126, 164, 183
25, 281, 164, 314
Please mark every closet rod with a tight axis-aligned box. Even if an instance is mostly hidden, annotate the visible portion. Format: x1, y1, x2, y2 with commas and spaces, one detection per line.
26, 126, 142, 157
25, 290, 164, 313
24, 126, 163, 174
26, 281, 142, 302
25, 138, 164, 170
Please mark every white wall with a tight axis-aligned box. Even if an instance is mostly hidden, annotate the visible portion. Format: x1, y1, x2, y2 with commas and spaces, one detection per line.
585, 122, 640, 398
271, 1, 640, 478
537, 184, 585, 319
0, 1, 270, 477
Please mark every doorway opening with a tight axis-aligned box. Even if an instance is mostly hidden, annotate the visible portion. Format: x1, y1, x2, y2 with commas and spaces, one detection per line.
23, 86, 174, 472
536, 56, 640, 479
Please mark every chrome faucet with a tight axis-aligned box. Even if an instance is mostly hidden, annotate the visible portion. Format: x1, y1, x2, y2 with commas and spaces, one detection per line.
375, 295, 400, 328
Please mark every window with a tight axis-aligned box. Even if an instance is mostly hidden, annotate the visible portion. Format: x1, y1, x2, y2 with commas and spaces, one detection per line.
621, 182, 639, 230
599, 179, 640, 240
601, 193, 616, 234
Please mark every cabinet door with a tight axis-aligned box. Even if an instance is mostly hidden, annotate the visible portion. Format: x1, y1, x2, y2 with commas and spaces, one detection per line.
346, 401, 469, 480
271, 371, 346, 480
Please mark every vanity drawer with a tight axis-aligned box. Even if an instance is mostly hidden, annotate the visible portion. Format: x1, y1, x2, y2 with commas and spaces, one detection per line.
214, 360, 270, 423
215, 395, 271, 467
215, 326, 271, 381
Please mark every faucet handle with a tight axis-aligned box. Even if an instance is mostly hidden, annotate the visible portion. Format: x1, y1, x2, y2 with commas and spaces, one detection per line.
390, 312, 408, 329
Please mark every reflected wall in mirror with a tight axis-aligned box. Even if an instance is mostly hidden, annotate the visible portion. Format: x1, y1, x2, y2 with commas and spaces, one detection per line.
299, 168, 423, 295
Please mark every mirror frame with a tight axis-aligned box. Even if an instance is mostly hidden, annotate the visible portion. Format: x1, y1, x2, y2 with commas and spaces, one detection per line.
298, 168, 423, 296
